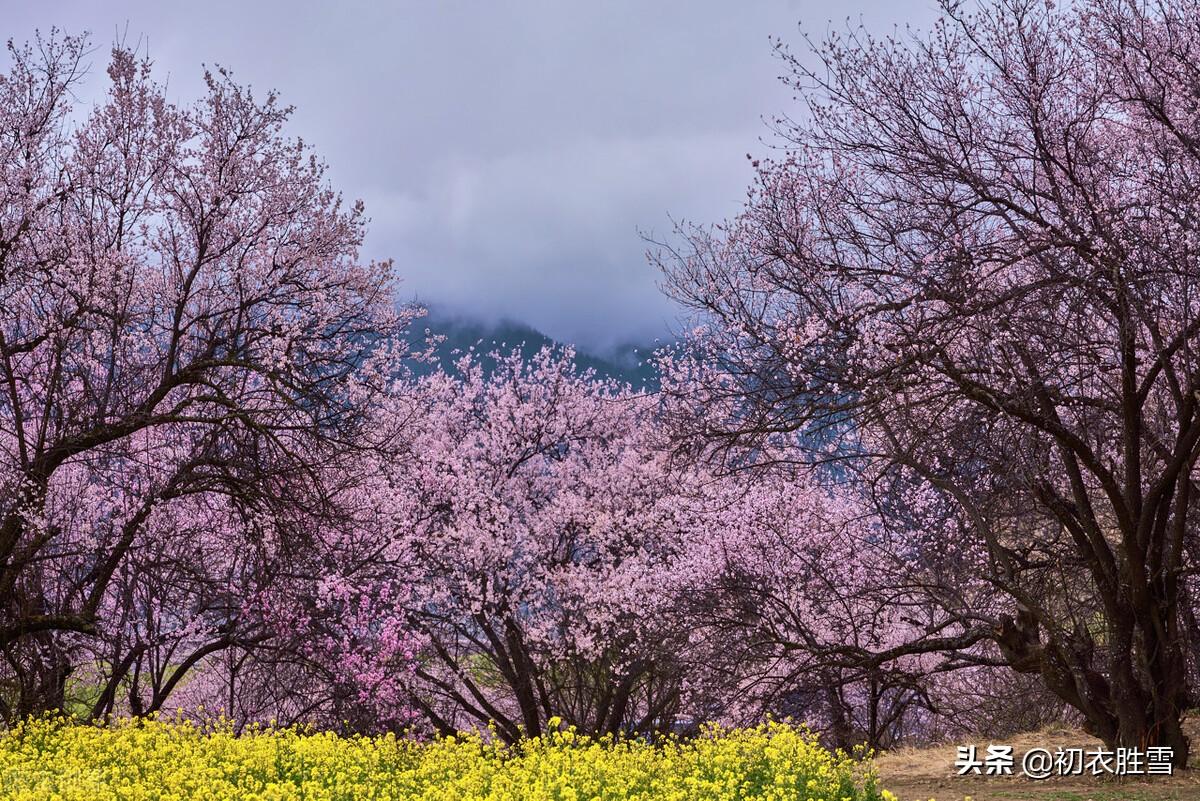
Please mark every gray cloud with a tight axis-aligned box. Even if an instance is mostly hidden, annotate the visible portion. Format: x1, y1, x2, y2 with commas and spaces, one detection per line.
3, 0, 939, 350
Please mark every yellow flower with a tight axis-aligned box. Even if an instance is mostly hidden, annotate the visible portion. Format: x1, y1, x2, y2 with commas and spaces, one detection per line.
0, 715, 887, 801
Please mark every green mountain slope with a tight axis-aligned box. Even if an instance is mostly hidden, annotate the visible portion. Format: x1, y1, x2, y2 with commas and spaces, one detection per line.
406, 307, 662, 389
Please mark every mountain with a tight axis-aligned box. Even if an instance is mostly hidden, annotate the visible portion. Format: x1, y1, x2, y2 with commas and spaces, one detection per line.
406, 307, 663, 389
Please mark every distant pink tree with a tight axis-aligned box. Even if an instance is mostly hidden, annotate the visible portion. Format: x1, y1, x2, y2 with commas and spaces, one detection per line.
674, 470, 941, 749
286, 348, 717, 741
0, 33, 418, 720
657, 0, 1200, 764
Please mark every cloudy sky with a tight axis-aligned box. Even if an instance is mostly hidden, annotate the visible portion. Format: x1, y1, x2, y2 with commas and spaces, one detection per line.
5, 0, 938, 351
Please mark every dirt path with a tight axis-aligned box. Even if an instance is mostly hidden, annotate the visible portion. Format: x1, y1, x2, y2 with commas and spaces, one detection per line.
874, 725, 1200, 801
880, 773, 1200, 801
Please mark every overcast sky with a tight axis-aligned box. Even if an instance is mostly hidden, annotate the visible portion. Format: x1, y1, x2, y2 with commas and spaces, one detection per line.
5, 0, 938, 351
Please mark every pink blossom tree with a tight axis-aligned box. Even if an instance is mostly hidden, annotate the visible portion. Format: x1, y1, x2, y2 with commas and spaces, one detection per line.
277, 347, 718, 740
0, 33, 418, 720
657, 0, 1200, 764
674, 470, 944, 749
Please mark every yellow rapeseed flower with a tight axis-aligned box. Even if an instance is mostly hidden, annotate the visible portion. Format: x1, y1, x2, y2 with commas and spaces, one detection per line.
0, 715, 889, 801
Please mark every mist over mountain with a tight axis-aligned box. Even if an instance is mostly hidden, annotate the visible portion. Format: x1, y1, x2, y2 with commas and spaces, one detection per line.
408, 306, 664, 388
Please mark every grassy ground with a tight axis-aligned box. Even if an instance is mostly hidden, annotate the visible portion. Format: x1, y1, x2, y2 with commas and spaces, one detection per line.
876, 721, 1200, 801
